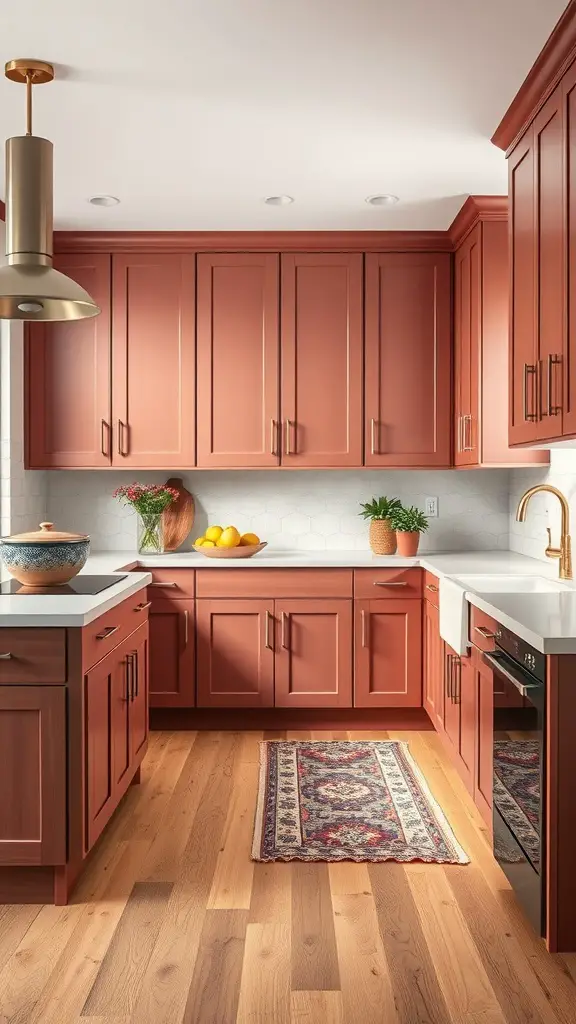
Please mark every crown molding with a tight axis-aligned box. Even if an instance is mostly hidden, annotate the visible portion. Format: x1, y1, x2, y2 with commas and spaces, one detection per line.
448, 195, 508, 248
492, 0, 576, 153
53, 229, 454, 254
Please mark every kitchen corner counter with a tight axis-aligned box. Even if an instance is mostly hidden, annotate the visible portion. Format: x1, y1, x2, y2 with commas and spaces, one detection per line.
0, 571, 152, 626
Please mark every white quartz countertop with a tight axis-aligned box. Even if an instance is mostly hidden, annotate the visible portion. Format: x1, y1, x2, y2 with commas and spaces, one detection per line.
2, 546, 576, 651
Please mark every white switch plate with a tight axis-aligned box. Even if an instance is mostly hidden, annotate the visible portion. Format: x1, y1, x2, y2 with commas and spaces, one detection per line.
425, 497, 438, 517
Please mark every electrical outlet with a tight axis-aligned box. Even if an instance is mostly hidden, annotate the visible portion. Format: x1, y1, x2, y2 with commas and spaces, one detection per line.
425, 497, 438, 518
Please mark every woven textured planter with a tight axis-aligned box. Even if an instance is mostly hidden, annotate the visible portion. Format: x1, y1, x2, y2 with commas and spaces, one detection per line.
369, 519, 397, 555
396, 531, 421, 557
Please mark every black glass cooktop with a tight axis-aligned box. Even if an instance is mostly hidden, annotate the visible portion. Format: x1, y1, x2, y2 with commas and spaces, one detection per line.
0, 574, 127, 596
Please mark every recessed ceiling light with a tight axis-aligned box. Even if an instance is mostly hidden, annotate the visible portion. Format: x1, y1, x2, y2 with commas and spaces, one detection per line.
365, 194, 400, 207
264, 195, 294, 206
88, 195, 120, 207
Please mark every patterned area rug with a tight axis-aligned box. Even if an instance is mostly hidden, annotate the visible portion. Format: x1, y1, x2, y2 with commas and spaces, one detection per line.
493, 740, 541, 867
252, 740, 469, 864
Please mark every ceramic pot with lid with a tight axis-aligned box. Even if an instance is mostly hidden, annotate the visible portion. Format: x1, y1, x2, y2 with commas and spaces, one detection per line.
0, 521, 90, 586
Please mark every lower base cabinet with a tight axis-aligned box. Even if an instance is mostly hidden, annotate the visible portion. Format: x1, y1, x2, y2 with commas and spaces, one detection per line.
474, 651, 494, 826
275, 599, 352, 707
423, 599, 444, 730
354, 599, 422, 707
148, 599, 195, 707
196, 599, 274, 707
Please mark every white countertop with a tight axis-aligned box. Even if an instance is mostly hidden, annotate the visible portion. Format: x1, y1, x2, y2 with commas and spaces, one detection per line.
2, 547, 576, 652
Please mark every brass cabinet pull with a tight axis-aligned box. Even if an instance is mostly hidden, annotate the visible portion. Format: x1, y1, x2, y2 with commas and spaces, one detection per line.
101, 419, 110, 458
361, 609, 369, 648
265, 610, 273, 651
284, 420, 294, 456
444, 652, 450, 698
523, 363, 538, 422
270, 419, 277, 456
95, 624, 120, 641
475, 625, 497, 640
454, 656, 461, 705
0, 652, 12, 660
547, 354, 562, 416
373, 581, 407, 587
462, 415, 474, 452
184, 609, 189, 646
426, 584, 438, 593
457, 415, 463, 453
281, 611, 289, 650
370, 418, 378, 456
134, 600, 152, 612
133, 651, 139, 699
118, 419, 129, 456
124, 655, 132, 702
149, 581, 178, 588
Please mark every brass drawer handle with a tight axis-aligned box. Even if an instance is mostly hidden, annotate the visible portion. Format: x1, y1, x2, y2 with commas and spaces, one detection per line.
95, 625, 120, 641
370, 418, 378, 456
475, 625, 497, 640
270, 419, 277, 456
134, 601, 152, 611
0, 652, 12, 660
361, 609, 368, 648
373, 581, 407, 587
548, 354, 562, 416
124, 654, 132, 702
281, 611, 289, 650
285, 419, 294, 456
523, 363, 538, 422
426, 584, 438, 593
149, 581, 178, 588
101, 419, 110, 458
184, 609, 189, 646
117, 419, 129, 456
462, 414, 474, 451
265, 610, 273, 651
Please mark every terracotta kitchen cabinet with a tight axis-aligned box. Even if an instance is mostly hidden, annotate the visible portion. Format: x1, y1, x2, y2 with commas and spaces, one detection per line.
509, 131, 539, 444
112, 254, 196, 467
423, 597, 444, 731
274, 599, 353, 708
354, 599, 422, 707
0, 685, 66, 865
196, 254, 280, 468
26, 254, 112, 468
280, 253, 363, 467
196, 599, 274, 708
148, 599, 195, 708
443, 644, 461, 751
364, 252, 451, 467
474, 646, 493, 827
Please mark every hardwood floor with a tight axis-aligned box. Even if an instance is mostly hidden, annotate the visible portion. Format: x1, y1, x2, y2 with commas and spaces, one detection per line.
0, 728, 575, 1024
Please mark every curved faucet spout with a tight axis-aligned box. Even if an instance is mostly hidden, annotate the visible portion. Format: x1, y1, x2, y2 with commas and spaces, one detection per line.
515, 485, 572, 580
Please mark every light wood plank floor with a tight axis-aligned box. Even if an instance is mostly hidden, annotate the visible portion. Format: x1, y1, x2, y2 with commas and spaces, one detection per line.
1, 729, 575, 1024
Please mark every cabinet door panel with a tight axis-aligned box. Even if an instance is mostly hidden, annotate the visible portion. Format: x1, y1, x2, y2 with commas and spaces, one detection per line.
443, 645, 460, 749
196, 600, 274, 707
354, 599, 422, 708
475, 653, 493, 826
365, 253, 451, 467
0, 686, 66, 865
423, 599, 444, 731
129, 628, 149, 764
197, 254, 279, 467
534, 87, 565, 441
111, 652, 131, 794
26, 254, 111, 468
275, 599, 352, 708
509, 132, 539, 444
85, 657, 114, 851
459, 654, 475, 784
149, 599, 195, 707
112, 254, 195, 467
281, 254, 363, 467
454, 225, 480, 466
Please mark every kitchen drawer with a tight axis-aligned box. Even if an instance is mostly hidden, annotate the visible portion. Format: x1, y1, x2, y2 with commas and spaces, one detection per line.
0, 629, 67, 683
82, 588, 150, 670
354, 568, 422, 600
423, 571, 440, 606
141, 569, 195, 601
195, 569, 353, 599
470, 605, 498, 652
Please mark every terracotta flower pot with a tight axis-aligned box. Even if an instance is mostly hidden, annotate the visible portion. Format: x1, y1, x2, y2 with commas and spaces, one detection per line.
369, 519, 397, 555
396, 531, 421, 557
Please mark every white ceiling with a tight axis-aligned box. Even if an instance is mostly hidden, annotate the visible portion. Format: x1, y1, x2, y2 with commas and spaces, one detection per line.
0, 0, 569, 230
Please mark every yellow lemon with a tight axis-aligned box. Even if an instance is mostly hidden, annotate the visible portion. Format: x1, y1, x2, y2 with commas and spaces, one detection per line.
239, 532, 260, 546
201, 539, 216, 548
194, 536, 205, 549
205, 525, 223, 542
216, 526, 241, 548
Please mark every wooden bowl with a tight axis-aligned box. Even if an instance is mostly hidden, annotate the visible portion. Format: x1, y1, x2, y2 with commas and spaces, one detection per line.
198, 541, 268, 559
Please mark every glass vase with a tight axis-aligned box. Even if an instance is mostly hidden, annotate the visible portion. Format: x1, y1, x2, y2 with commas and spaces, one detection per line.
137, 512, 164, 555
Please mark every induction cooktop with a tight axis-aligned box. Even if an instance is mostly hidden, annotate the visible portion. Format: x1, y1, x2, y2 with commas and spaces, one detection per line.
0, 574, 127, 596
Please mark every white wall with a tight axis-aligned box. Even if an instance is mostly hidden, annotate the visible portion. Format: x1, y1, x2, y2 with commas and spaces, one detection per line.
508, 450, 576, 561
45, 468, 512, 553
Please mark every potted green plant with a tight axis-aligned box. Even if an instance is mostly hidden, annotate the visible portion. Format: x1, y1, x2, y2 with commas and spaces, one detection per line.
390, 504, 429, 556
359, 496, 402, 555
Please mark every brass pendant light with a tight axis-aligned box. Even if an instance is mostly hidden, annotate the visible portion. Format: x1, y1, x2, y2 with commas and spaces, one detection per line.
0, 59, 100, 321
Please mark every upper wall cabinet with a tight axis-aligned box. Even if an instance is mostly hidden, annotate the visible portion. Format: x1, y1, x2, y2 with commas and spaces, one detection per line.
27, 254, 112, 468
27, 254, 196, 469
196, 254, 279, 468
453, 203, 547, 467
364, 253, 451, 467
280, 253, 363, 467
112, 254, 196, 468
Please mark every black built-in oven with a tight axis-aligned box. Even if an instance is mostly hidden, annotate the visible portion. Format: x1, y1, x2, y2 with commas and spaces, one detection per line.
483, 624, 545, 936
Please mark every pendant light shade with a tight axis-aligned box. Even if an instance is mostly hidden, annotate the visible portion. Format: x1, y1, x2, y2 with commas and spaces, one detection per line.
0, 60, 100, 321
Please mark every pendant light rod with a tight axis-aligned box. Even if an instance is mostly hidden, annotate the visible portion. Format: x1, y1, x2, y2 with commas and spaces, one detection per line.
26, 71, 33, 136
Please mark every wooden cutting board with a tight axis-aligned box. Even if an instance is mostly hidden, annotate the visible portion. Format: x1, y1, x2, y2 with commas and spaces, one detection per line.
162, 477, 195, 551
